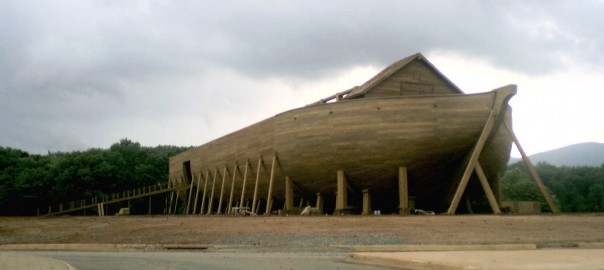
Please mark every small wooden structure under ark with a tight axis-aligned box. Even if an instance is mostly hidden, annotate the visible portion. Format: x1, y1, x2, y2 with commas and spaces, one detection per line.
169, 53, 557, 215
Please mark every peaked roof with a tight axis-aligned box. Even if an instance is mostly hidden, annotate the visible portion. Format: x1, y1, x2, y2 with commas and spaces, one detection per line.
344, 53, 464, 99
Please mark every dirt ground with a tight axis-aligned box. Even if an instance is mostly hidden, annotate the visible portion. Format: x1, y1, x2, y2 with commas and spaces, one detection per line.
1, 214, 603, 248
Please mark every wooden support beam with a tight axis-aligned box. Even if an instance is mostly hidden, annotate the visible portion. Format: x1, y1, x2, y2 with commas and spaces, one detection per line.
254, 199, 261, 214
167, 178, 175, 214
200, 170, 210, 215
399, 167, 410, 215
447, 87, 514, 215
265, 155, 277, 215
207, 168, 219, 215
251, 157, 263, 214
173, 177, 183, 214
465, 197, 474, 214
173, 191, 179, 214
475, 162, 502, 214
285, 176, 294, 210
316, 193, 323, 214
495, 173, 502, 205
227, 163, 238, 214
504, 122, 559, 214
192, 172, 202, 214
362, 189, 372, 215
97, 203, 104, 216
239, 161, 250, 208
148, 195, 152, 215
447, 110, 497, 214
336, 170, 348, 212
217, 166, 228, 214
185, 174, 195, 214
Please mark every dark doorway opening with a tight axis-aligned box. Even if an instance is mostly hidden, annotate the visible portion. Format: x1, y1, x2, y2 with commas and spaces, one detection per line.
182, 161, 193, 183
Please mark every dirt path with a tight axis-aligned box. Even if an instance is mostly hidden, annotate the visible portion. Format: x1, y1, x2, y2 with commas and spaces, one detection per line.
1, 214, 603, 248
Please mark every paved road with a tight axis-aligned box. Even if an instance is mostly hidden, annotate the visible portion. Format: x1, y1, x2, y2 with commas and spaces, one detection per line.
20, 251, 388, 270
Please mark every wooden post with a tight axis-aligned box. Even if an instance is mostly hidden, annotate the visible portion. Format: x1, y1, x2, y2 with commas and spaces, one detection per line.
316, 193, 323, 214
265, 155, 277, 215
447, 110, 497, 214
200, 170, 210, 215
285, 176, 294, 210
447, 85, 516, 215
447, 96, 501, 214
495, 173, 502, 205
239, 161, 250, 208
217, 166, 228, 214
207, 168, 219, 215
362, 189, 372, 215
465, 197, 474, 214
399, 167, 410, 215
167, 178, 175, 214
173, 188, 180, 214
193, 172, 202, 214
254, 200, 261, 214
251, 157, 263, 214
475, 162, 502, 214
504, 122, 559, 213
336, 170, 347, 213
186, 174, 195, 214
164, 192, 169, 214
148, 194, 152, 215
227, 164, 238, 214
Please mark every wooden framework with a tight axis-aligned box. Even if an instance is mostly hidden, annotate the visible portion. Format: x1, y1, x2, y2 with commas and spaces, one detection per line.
167, 53, 557, 215
446, 85, 557, 214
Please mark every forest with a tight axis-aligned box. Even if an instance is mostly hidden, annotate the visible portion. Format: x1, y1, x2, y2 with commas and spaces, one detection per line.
0, 139, 190, 215
1, 139, 603, 215
501, 161, 604, 212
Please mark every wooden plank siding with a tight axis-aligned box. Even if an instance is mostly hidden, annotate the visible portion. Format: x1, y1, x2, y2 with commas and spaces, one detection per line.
170, 90, 514, 213
365, 60, 460, 98
169, 54, 515, 213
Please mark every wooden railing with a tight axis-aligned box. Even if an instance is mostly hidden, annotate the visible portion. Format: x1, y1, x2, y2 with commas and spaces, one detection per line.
40, 183, 189, 216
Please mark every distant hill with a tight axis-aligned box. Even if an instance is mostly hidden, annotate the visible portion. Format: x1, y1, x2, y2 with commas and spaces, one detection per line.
510, 142, 604, 167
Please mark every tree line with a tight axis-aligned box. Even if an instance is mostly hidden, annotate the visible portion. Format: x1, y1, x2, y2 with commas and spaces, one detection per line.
501, 161, 604, 212
1, 140, 602, 215
0, 139, 190, 215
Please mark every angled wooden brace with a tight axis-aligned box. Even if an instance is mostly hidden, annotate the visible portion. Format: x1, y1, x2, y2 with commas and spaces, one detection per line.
192, 172, 202, 214
217, 166, 229, 214
504, 122, 559, 214
447, 85, 516, 215
265, 154, 277, 215
199, 170, 211, 215
475, 162, 502, 214
239, 160, 250, 208
185, 173, 196, 214
227, 163, 239, 214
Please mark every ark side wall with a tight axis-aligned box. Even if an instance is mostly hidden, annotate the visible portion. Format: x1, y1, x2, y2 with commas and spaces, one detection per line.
167, 56, 512, 215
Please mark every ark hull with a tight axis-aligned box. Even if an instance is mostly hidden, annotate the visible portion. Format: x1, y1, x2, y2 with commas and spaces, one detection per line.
170, 88, 514, 213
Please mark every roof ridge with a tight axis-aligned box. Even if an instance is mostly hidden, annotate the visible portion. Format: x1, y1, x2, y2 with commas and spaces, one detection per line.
344, 52, 463, 99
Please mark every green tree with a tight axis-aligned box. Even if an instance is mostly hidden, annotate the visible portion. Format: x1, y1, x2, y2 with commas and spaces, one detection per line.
0, 140, 190, 215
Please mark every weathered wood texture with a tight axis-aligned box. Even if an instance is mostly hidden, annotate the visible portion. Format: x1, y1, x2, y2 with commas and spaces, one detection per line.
169, 54, 515, 213
365, 59, 460, 98
170, 90, 514, 212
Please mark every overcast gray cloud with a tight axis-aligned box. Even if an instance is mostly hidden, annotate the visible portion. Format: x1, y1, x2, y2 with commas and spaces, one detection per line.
1, 0, 603, 154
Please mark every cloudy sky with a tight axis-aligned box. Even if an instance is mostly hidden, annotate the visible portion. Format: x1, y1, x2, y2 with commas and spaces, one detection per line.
1, 1, 603, 157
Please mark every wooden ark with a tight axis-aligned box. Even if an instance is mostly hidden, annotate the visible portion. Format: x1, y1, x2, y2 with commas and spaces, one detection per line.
169, 53, 516, 215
